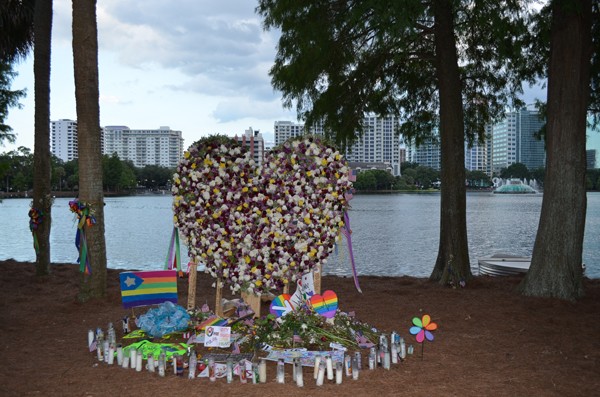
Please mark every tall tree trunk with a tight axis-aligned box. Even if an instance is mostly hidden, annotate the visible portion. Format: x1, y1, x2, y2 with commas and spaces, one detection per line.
32, 0, 52, 277
429, 0, 471, 285
72, 0, 106, 300
519, 0, 592, 301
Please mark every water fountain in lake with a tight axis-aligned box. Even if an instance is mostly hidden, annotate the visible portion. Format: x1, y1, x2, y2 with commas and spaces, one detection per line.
492, 178, 538, 194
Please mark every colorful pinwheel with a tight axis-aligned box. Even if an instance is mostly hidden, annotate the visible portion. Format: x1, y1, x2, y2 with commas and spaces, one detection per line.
410, 314, 437, 343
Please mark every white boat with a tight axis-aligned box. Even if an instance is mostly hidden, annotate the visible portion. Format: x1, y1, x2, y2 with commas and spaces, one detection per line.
478, 254, 531, 276
478, 254, 586, 276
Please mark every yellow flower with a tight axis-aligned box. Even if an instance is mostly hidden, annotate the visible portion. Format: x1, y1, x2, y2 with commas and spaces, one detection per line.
242, 187, 249, 193
304, 217, 312, 224
184, 151, 190, 159
245, 256, 251, 264
219, 162, 225, 168
255, 280, 263, 287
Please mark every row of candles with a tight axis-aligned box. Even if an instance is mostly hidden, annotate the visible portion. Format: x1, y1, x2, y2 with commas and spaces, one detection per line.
89, 326, 415, 386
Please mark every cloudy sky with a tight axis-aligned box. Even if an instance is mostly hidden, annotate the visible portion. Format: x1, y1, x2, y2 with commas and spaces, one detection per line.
3, 0, 598, 154
4, 0, 297, 152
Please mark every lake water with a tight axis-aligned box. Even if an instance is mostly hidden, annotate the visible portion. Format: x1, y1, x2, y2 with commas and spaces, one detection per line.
1, 192, 598, 278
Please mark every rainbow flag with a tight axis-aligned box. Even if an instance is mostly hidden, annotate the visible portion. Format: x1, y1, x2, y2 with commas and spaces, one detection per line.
119, 270, 178, 308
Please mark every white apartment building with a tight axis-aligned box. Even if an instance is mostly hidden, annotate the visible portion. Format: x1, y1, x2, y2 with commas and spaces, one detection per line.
103, 126, 184, 168
51, 119, 78, 162
273, 115, 404, 176
274, 120, 308, 146
234, 127, 265, 166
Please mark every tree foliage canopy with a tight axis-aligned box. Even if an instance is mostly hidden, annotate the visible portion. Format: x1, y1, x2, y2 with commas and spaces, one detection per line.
257, 0, 531, 147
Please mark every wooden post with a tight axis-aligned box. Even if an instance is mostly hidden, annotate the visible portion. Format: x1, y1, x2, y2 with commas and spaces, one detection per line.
241, 290, 261, 318
313, 264, 322, 294
187, 263, 197, 311
215, 278, 224, 317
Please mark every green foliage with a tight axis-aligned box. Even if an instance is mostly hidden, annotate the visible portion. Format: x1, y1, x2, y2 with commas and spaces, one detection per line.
0, 61, 26, 144
499, 162, 531, 180
257, 0, 531, 147
466, 170, 492, 188
1, 148, 174, 194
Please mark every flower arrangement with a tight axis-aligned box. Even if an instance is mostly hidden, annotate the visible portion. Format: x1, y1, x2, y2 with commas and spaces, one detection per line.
172, 135, 352, 295
244, 307, 378, 351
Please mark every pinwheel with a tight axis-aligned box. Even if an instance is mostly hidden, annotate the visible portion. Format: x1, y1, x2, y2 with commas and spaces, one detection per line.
409, 314, 438, 358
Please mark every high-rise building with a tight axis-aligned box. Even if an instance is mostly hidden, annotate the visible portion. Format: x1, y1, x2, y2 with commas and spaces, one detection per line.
273, 115, 404, 176
234, 127, 265, 166
587, 149, 597, 169
103, 126, 184, 168
492, 108, 545, 173
465, 125, 493, 175
51, 119, 78, 162
274, 121, 308, 146
406, 136, 441, 171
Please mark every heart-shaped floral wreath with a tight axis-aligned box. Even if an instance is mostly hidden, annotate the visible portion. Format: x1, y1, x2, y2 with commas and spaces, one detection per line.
172, 135, 352, 295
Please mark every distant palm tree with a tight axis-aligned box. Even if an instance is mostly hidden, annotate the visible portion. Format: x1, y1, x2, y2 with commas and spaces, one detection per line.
72, 0, 107, 300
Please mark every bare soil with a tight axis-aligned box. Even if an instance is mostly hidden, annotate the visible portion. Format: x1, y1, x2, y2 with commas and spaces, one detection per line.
1, 259, 598, 397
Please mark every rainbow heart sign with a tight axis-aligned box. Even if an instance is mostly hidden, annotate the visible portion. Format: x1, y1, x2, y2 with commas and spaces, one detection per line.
310, 290, 339, 318
172, 135, 353, 295
269, 294, 294, 318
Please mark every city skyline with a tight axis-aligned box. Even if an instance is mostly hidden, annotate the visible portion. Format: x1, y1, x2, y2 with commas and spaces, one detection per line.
3, 1, 598, 156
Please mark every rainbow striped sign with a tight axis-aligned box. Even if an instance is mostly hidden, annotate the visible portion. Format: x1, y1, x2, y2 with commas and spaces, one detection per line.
119, 270, 178, 308
310, 290, 338, 318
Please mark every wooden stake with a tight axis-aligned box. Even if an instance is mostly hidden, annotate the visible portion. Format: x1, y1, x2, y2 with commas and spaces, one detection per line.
313, 264, 322, 294
215, 278, 224, 317
241, 290, 261, 318
187, 263, 198, 311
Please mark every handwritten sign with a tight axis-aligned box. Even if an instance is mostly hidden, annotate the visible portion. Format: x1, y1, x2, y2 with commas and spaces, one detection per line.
204, 326, 231, 348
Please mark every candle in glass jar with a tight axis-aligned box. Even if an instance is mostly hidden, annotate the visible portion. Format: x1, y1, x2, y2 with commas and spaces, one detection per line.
276, 359, 285, 384
239, 360, 247, 384
87, 329, 94, 351
208, 357, 216, 382
116, 344, 123, 366
136, 350, 143, 372
316, 362, 325, 386
326, 355, 333, 380
313, 356, 321, 379
129, 349, 137, 369
296, 361, 304, 387
147, 354, 155, 372
335, 362, 343, 384
352, 357, 359, 380
259, 358, 267, 383
391, 343, 399, 364
108, 345, 115, 365
122, 355, 129, 369
158, 353, 165, 377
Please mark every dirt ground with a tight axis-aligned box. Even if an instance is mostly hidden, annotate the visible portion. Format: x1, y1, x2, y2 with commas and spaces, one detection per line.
0, 259, 598, 397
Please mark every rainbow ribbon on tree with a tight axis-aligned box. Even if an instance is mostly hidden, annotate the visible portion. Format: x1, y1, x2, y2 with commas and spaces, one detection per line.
69, 199, 95, 275
164, 226, 183, 277
28, 207, 43, 255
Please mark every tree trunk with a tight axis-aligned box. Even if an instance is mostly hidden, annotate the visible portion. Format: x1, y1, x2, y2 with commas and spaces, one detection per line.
519, 0, 591, 301
32, 0, 52, 277
429, 0, 471, 285
72, 0, 107, 301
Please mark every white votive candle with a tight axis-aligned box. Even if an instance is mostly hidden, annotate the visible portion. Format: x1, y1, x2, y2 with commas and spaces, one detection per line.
259, 358, 267, 383
313, 356, 321, 380
129, 349, 136, 369
116, 344, 123, 366
326, 355, 333, 380
136, 350, 143, 372
316, 362, 325, 386
335, 362, 343, 384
